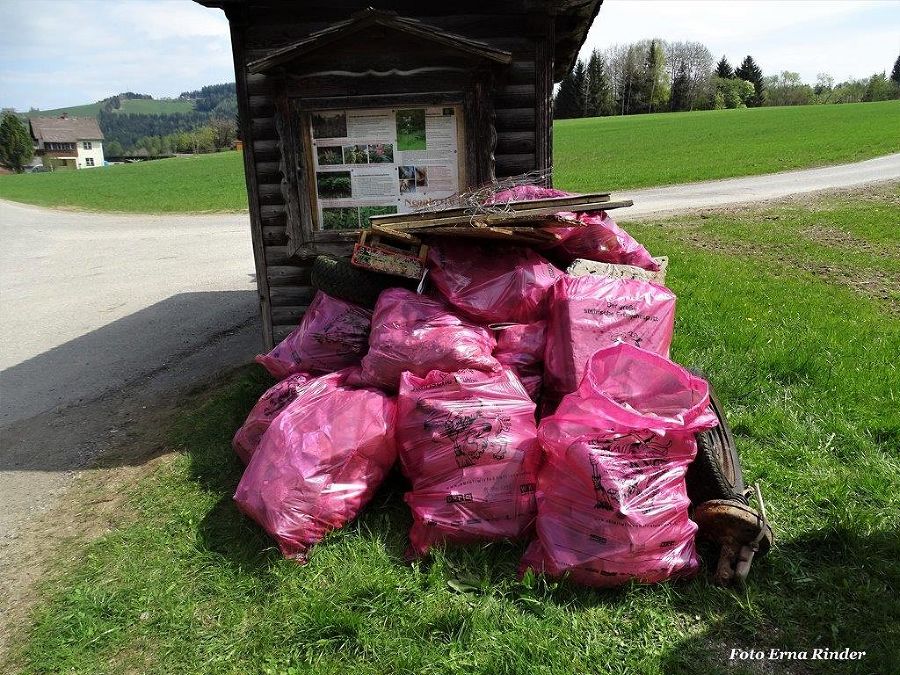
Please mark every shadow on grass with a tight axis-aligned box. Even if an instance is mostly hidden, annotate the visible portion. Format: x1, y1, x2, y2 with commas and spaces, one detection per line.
175, 367, 900, 673
658, 525, 900, 674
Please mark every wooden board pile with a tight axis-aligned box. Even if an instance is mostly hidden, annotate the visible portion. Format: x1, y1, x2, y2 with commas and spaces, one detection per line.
351, 192, 633, 279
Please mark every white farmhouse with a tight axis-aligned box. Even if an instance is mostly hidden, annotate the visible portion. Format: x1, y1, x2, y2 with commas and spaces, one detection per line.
29, 114, 105, 170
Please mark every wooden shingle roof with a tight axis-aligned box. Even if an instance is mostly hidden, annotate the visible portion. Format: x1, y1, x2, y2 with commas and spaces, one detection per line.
249, 8, 513, 74
195, 0, 603, 82
29, 116, 104, 143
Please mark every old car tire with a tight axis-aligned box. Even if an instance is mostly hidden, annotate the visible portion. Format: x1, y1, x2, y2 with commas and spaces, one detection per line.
310, 255, 410, 308
686, 376, 747, 505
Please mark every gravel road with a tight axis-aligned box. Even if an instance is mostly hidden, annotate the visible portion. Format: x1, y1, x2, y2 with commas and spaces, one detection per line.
1, 152, 898, 545
0, 201, 257, 543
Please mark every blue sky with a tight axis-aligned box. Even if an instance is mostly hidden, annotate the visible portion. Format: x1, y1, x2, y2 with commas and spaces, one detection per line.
1, 0, 898, 111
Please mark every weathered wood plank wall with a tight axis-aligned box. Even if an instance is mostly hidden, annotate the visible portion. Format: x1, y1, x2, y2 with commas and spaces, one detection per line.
233, 5, 551, 344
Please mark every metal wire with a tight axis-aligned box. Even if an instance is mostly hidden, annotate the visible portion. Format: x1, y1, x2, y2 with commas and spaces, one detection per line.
410, 170, 553, 224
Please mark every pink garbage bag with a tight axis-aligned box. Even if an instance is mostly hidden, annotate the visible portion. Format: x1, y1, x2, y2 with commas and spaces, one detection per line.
548, 210, 660, 271
544, 274, 676, 396
488, 185, 658, 271
234, 370, 397, 561
255, 291, 371, 380
493, 321, 546, 400
232, 371, 314, 464
352, 288, 500, 392
521, 344, 718, 587
427, 242, 561, 324
396, 369, 541, 557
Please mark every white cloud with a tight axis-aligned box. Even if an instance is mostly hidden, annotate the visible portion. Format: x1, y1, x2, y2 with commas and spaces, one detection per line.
581, 0, 900, 81
1, 0, 897, 111
0, 0, 233, 110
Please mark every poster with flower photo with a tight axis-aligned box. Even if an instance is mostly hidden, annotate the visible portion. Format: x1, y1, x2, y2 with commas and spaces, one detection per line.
308, 106, 460, 230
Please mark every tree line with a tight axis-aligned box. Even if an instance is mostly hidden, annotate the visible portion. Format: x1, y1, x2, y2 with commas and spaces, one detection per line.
104, 117, 238, 158
556, 42, 900, 118
100, 84, 238, 156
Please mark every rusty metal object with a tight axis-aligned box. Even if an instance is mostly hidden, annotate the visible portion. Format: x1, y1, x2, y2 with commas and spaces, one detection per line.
694, 489, 773, 585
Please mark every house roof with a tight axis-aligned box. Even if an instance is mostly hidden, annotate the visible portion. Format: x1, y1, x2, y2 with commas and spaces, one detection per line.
29, 116, 104, 143
194, 0, 603, 82
249, 8, 513, 74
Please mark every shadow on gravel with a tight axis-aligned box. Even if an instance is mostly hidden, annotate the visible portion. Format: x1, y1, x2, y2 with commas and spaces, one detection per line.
0, 290, 257, 473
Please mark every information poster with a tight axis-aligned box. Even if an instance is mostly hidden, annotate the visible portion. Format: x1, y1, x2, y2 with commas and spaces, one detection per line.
309, 106, 460, 230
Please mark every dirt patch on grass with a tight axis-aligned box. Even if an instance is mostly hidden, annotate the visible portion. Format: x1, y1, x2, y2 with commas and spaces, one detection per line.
0, 406, 177, 666
640, 184, 900, 313
798, 223, 888, 257
676, 232, 900, 313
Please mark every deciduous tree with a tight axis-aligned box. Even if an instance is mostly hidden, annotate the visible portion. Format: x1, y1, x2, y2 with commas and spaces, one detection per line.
646, 40, 670, 113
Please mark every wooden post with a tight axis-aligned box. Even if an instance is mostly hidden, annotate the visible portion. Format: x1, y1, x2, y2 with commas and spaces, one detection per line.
228, 10, 275, 349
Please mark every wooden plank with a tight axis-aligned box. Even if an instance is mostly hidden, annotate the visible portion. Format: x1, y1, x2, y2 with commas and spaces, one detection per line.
255, 160, 281, 183
267, 265, 313, 287
248, 95, 275, 117
534, 20, 553, 185
246, 72, 275, 95
231, 19, 274, 350
495, 152, 537, 176
380, 200, 633, 232
425, 225, 554, 238
495, 84, 536, 109
495, 131, 535, 154
251, 116, 277, 140
258, 182, 286, 205
264, 245, 292, 265
271, 305, 310, 326
260, 204, 286, 224
507, 61, 536, 84
495, 107, 535, 131
253, 139, 280, 162
273, 325, 296, 343
369, 192, 613, 226
269, 285, 317, 306
263, 225, 288, 245
370, 224, 422, 242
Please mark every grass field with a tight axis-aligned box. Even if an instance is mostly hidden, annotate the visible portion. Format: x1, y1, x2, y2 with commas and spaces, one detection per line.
22, 98, 195, 119
0, 153, 248, 213
554, 100, 900, 192
1, 101, 898, 214
5, 186, 898, 675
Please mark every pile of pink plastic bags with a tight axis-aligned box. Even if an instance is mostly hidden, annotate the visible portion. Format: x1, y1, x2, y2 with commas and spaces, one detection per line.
233, 187, 719, 587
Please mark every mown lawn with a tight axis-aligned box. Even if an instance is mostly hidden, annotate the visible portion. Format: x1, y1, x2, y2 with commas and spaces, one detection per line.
554, 100, 900, 191
1, 101, 898, 213
0, 152, 248, 213
6, 187, 898, 675
24, 98, 195, 119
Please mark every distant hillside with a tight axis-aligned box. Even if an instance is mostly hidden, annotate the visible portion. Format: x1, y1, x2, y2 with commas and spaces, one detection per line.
25, 97, 195, 119
21, 85, 238, 154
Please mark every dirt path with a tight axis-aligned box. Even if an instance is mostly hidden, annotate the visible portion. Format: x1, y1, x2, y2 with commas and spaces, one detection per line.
0, 199, 258, 550
618, 152, 900, 220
